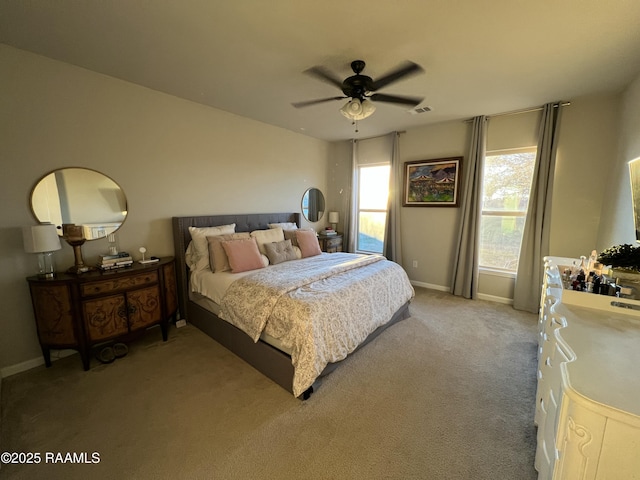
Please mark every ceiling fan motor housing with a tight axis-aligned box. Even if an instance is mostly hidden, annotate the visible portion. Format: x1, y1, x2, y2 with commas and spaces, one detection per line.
342, 60, 372, 100
293, 59, 424, 110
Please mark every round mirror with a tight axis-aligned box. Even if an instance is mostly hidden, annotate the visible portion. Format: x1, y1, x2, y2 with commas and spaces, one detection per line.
301, 187, 325, 223
30, 168, 128, 240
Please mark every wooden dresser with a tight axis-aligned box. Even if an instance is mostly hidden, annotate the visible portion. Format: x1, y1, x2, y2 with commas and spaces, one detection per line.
27, 257, 178, 370
318, 233, 343, 253
535, 256, 640, 479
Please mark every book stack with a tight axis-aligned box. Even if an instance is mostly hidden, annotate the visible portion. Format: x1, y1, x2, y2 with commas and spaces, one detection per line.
323, 228, 337, 236
98, 252, 133, 270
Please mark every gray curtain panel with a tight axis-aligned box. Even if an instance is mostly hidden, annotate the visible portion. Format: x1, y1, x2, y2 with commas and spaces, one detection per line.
451, 116, 487, 299
513, 102, 564, 312
384, 132, 403, 263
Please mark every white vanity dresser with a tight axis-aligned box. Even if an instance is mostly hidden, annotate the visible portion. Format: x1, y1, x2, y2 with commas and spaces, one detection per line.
535, 256, 640, 479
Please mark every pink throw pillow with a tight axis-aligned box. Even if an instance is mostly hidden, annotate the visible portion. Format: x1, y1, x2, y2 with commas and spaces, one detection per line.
295, 229, 322, 258
221, 238, 265, 273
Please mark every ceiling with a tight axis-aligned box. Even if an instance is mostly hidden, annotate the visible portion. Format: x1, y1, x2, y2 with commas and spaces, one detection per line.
1, 1, 640, 142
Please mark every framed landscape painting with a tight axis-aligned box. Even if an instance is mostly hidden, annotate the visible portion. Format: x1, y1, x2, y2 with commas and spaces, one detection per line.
403, 157, 463, 207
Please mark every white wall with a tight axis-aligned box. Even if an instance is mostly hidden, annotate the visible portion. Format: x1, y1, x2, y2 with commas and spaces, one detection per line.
0, 45, 330, 373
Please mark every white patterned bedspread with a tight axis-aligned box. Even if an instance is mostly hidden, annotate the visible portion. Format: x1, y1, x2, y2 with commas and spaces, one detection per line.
219, 253, 415, 396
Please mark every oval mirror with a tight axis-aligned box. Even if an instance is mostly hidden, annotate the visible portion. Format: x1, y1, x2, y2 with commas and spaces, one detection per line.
30, 168, 128, 240
301, 187, 325, 223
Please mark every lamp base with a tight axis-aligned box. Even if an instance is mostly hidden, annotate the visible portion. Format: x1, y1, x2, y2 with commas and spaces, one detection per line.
37, 251, 57, 279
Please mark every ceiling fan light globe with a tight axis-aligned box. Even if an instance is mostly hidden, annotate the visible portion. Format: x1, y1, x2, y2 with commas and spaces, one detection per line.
360, 99, 376, 118
349, 98, 362, 113
340, 98, 376, 120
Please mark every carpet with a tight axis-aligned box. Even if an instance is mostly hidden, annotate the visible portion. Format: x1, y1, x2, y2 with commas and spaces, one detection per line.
0, 287, 538, 479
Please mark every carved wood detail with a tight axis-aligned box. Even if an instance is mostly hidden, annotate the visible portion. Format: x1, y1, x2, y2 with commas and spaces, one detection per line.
80, 272, 158, 296
83, 295, 129, 341
31, 284, 76, 344
562, 416, 594, 480
127, 285, 162, 330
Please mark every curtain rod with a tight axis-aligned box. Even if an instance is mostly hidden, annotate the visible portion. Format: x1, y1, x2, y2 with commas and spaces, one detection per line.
464, 101, 571, 122
351, 130, 405, 142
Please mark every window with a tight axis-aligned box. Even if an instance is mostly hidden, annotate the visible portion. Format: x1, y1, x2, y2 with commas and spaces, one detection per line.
479, 148, 536, 273
356, 164, 390, 253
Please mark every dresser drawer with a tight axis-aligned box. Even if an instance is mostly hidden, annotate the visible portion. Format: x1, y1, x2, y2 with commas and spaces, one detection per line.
81, 271, 159, 297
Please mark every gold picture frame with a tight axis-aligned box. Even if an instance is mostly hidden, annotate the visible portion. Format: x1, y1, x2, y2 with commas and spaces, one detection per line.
403, 157, 462, 207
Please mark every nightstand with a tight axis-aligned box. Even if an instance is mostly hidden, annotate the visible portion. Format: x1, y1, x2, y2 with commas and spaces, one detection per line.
26, 257, 178, 370
318, 234, 343, 253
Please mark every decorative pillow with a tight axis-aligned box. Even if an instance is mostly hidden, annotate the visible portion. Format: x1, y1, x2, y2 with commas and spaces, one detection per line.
264, 239, 298, 265
268, 222, 298, 231
284, 227, 314, 247
207, 232, 251, 272
296, 229, 322, 258
251, 227, 285, 255
221, 237, 266, 273
188, 224, 236, 271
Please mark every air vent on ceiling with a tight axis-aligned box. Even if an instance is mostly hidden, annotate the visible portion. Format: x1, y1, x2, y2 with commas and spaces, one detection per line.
411, 106, 432, 114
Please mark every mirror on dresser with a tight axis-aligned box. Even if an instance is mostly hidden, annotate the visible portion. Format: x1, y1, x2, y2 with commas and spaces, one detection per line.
30, 167, 128, 272
31, 167, 128, 239
301, 187, 325, 223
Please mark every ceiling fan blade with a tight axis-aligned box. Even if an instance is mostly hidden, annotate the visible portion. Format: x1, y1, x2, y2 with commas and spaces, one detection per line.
292, 96, 346, 108
369, 61, 424, 91
303, 66, 344, 89
369, 93, 424, 107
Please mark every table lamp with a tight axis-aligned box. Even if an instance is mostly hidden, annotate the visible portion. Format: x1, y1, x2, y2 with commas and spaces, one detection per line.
22, 224, 62, 279
328, 211, 339, 231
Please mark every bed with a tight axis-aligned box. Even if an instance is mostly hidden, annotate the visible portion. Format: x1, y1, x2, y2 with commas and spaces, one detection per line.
172, 212, 414, 399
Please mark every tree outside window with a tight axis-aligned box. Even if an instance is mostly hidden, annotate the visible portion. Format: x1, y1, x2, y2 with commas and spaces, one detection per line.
357, 165, 390, 253
479, 149, 536, 272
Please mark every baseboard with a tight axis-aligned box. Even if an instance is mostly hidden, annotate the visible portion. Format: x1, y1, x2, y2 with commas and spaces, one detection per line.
410, 280, 513, 305
477, 293, 514, 305
0, 350, 78, 379
410, 280, 450, 292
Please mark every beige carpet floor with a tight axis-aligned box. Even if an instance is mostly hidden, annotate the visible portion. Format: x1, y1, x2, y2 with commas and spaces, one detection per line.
0, 287, 538, 480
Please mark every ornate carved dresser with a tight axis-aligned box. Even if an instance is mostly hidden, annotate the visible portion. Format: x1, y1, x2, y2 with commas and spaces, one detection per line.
536, 256, 640, 479
26, 257, 177, 370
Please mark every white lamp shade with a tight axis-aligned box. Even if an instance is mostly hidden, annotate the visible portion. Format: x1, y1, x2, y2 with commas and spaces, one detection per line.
23, 224, 62, 253
328, 211, 339, 224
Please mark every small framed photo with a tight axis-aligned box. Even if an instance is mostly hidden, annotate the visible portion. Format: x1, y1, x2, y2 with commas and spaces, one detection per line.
403, 157, 463, 207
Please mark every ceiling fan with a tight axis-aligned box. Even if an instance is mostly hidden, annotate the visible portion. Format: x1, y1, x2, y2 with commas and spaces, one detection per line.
292, 60, 425, 122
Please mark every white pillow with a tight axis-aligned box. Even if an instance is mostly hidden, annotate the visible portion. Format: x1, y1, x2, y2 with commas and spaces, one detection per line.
251, 227, 285, 255
268, 222, 298, 231
185, 241, 197, 270
188, 223, 236, 271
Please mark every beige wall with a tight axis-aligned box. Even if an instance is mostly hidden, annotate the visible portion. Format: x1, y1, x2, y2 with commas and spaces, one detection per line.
326, 94, 621, 300
0, 45, 330, 373
598, 73, 640, 248
0, 41, 631, 373
551, 94, 620, 256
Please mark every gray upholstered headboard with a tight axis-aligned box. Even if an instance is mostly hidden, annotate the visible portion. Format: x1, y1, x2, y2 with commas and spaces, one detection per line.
171, 212, 300, 321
